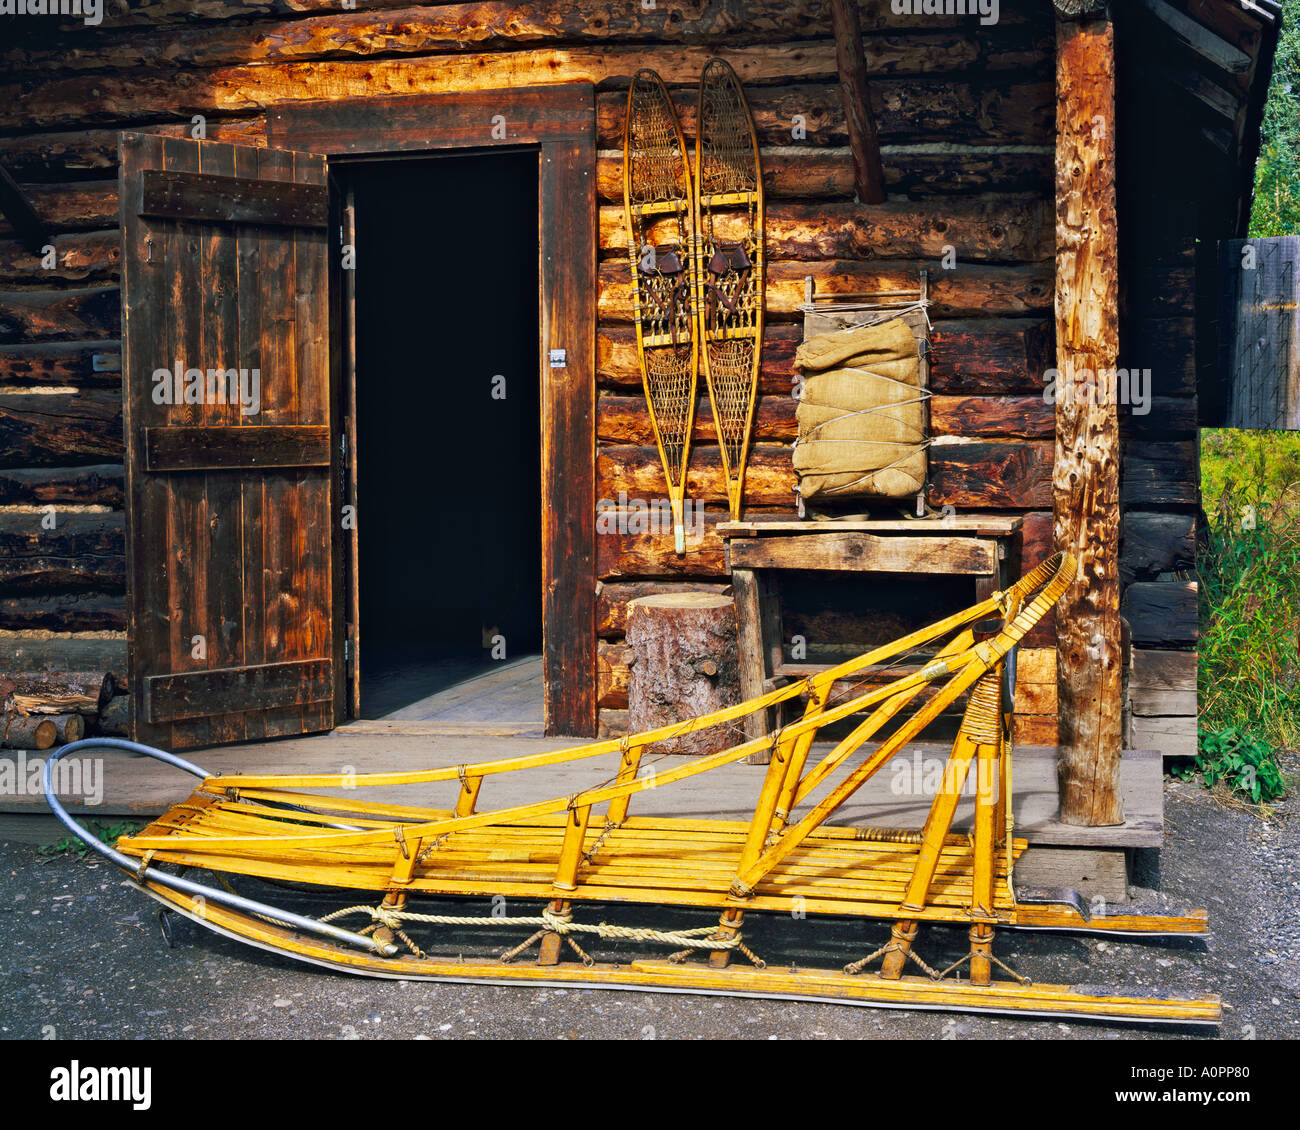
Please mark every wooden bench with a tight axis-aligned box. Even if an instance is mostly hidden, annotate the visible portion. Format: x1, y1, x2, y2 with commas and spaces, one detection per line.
720, 516, 1025, 751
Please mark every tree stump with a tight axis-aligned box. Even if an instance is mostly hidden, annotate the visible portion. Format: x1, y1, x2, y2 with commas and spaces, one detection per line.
625, 593, 740, 755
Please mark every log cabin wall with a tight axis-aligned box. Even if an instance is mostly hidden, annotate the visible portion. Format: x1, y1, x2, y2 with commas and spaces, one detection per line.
0, 0, 1244, 748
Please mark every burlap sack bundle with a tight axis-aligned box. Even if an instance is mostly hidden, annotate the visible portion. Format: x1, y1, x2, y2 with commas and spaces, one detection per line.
793, 317, 926, 501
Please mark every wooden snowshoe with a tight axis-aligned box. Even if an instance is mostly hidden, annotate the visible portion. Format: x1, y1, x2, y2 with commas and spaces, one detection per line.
624, 69, 699, 555
695, 58, 764, 522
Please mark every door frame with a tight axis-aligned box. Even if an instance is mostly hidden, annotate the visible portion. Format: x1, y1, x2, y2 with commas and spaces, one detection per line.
269, 85, 598, 737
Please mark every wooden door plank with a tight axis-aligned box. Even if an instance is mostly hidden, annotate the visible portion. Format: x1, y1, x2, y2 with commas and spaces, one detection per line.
296, 150, 333, 736
268, 86, 592, 154
236, 142, 268, 744
144, 425, 330, 470
197, 139, 247, 747
540, 133, 597, 737
138, 169, 328, 228
120, 131, 167, 748
342, 185, 360, 719
246, 144, 302, 741
143, 658, 333, 723
164, 135, 209, 750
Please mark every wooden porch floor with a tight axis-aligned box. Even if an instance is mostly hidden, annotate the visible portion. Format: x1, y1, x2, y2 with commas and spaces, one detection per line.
3, 731, 1163, 852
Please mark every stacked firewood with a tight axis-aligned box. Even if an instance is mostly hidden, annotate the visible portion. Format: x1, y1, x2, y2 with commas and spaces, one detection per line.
0, 671, 121, 749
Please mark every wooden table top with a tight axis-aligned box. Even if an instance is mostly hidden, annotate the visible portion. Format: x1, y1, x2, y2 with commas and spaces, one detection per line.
718, 516, 1024, 538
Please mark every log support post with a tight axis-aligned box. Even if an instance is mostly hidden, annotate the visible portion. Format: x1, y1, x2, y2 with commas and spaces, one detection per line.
829, 0, 886, 205
1053, 6, 1125, 826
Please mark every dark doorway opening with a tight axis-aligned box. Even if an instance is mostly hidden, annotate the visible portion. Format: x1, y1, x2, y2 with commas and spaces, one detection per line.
345, 151, 543, 721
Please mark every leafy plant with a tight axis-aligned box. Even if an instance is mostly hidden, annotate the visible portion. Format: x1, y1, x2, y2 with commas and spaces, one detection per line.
1250, 1, 1300, 237
1176, 727, 1287, 805
38, 819, 143, 858
1198, 430, 1300, 752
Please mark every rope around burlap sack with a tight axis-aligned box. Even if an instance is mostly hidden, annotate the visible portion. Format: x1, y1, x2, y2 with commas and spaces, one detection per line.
318, 904, 765, 967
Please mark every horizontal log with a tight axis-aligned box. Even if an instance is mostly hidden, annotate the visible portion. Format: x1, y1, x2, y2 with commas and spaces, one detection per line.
596, 580, 731, 638
0, 389, 123, 465
1012, 714, 1058, 746
0, 341, 121, 388
597, 394, 797, 445
598, 322, 798, 394
138, 169, 329, 227
0, 511, 126, 590
0, 592, 126, 632
1015, 644, 1055, 684
599, 195, 1053, 263
1013, 681, 1056, 715
596, 144, 1052, 204
1118, 396, 1198, 440
596, 640, 631, 710
1120, 441, 1198, 507
596, 506, 739, 579
1128, 714, 1196, 760
2, 671, 112, 714
929, 395, 1054, 438
728, 532, 998, 574
877, 144, 1051, 197
1128, 648, 1196, 716
598, 443, 796, 508
597, 707, 630, 739
599, 260, 1054, 322
3, 3, 1052, 76
1130, 646, 1196, 691
143, 658, 333, 723
600, 439, 1058, 512
1122, 581, 1198, 647
596, 80, 1054, 149
598, 390, 1055, 445
927, 440, 1052, 509
0, 464, 124, 507
1129, 264, 1196, 319
929, 318, 1053, 394
0, 229, 120, 284
0, 181, 119, 236
0, 632, 127, 677
32, 0, 1045, 33
0, 286, 120, 343
1123, 317, 1195, 397
144, 425, 329, 471
0, 46, 1051, 134
0, 118, 267, 183
1120, 511, 1195, 583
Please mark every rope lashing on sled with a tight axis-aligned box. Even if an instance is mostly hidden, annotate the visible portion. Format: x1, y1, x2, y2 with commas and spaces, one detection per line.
844, 942, 941, 980
318, 903, 758, 964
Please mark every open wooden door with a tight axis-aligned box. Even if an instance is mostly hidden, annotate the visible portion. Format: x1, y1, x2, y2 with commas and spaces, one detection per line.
120, 133, 340, 749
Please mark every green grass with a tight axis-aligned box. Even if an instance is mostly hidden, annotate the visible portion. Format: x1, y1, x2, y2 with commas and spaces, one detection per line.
1197, 429, 1298, 802
38, 818, 144, 859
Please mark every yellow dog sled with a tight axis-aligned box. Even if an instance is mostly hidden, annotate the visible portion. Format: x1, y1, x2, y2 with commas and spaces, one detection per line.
44, 552, 1218, 1025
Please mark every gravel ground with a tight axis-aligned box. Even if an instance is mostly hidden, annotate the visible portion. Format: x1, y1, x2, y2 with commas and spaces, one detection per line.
2, 760, 1297, 1041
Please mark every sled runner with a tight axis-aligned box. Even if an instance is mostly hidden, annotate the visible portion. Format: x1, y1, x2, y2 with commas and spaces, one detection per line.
44, 553, 1219, 1025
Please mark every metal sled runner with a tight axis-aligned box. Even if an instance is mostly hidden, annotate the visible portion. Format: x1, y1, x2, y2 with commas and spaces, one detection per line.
44, 552, 1219, 1025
